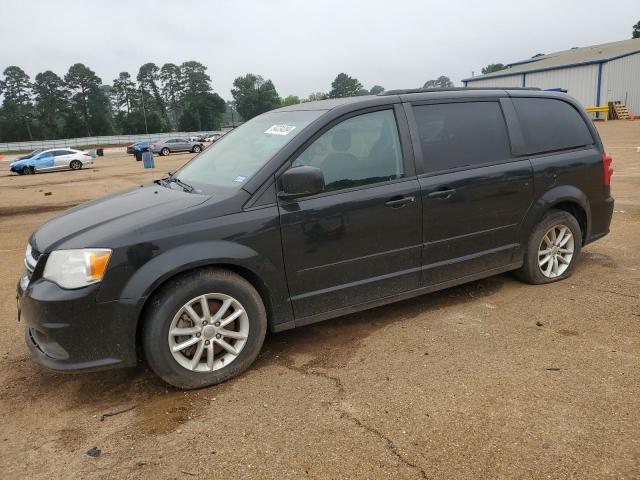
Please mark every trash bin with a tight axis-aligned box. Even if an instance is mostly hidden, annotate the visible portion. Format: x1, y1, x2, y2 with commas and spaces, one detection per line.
135, 150, 143, 162
142, 151, 155, 169
96, 148, 104, 157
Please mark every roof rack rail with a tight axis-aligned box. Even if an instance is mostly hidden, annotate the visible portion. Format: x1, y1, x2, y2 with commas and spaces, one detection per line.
378, 87, 541, 96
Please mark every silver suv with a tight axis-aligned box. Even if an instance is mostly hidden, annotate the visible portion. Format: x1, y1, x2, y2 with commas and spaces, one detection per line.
150, 138, 203, 156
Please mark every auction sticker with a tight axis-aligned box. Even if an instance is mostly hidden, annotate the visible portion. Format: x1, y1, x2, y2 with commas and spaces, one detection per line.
264, 124, 296, 135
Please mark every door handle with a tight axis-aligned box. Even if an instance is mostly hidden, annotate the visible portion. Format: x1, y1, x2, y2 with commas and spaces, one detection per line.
385, 196, 415, 208
427, 188, 456, 199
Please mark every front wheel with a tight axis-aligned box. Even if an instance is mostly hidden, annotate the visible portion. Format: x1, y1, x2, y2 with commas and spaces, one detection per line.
23, 167, 34, 175
515, 210, 582, 284
142, 268, 267, 389
192, 145, 202, 153
160, 147, 170, 156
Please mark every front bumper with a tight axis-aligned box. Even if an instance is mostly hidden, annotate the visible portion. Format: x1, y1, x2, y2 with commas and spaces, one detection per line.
17, 273, 140, 373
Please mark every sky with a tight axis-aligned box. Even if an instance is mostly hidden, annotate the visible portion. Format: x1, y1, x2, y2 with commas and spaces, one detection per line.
0, 0, 638, 101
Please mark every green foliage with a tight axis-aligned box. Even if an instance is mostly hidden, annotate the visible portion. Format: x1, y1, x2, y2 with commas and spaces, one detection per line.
329, 73, 363, 98
231, 73, 281, 120
423, 76, 454, 88
633, 20, 640, 38
369, 85, 385, 95
304, 92, 328, 102
0, 66, 35, 140
481, 64, 506, 75
137, 62, 170, 130
33, 70, 68, 139
0, 61, 238, 141
159, 63, 183, 128
64, 63, 111, 136
280, 95, 300, 107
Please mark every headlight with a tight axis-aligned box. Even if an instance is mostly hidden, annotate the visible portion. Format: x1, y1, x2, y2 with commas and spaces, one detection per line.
43, 249, 112, 289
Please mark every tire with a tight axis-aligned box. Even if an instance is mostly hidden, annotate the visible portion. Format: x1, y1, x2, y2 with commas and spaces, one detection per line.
514, 209, 582, 285
142, 268, 267, 389
161, 147, 170, 156
23, 167, 34, 175
192, 145, 202, 153
70, 160, 82, 170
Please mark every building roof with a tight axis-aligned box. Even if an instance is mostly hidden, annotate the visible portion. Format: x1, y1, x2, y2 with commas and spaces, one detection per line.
464, 37, 640, 82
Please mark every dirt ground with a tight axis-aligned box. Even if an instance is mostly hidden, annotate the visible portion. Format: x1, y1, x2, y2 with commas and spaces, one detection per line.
0, 124, 638, 480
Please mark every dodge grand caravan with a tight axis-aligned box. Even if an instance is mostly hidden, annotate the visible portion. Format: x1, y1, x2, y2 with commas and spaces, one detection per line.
17, 88, 614, 389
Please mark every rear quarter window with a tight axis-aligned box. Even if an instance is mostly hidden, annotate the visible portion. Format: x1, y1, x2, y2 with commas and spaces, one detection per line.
512, 98, 594, 155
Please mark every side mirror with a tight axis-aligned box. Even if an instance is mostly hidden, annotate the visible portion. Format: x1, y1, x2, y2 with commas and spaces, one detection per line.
278, 166, 325, 200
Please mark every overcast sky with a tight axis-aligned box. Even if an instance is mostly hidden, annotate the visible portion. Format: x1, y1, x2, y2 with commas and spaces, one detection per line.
0, 0, 638, 100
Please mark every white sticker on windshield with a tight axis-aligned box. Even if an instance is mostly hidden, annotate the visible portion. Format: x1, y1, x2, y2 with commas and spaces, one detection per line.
233, 175, 247, 183
264, 124, 296, 135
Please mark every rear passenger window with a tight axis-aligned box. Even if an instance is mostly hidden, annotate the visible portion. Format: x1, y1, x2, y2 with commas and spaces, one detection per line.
413, 102, 512, 173
512, 98, 594, 154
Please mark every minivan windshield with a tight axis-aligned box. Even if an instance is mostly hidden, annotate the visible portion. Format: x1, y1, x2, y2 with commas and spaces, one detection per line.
174, 110, 324, 191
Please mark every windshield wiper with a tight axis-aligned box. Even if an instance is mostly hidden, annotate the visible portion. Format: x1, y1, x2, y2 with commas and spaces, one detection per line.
167, 174, 195, 193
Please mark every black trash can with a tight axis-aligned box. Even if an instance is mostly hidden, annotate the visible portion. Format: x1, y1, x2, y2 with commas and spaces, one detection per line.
96, 148, 104, 157
135, 150, 142, 162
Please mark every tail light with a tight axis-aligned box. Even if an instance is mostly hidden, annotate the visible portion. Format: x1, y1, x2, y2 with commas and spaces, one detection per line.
83, 152, 91, 156
602, 153, 613, 186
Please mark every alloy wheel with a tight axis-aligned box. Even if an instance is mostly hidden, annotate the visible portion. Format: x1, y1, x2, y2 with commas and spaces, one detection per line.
168, 293, 249, 372
538, 224, 575, 278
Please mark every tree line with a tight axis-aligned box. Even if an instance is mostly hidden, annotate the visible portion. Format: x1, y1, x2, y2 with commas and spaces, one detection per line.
0, 61, 227, 142
0, 64, 455, 142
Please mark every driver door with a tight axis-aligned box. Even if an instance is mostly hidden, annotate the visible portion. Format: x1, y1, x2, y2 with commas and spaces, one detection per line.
33, 151, 55, 171
278, 107, 422, 320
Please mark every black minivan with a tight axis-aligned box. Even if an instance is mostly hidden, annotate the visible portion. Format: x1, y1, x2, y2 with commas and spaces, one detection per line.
17, 88, 614, 389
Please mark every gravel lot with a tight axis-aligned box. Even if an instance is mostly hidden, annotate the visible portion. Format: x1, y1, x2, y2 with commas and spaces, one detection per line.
0, 123, 638, 479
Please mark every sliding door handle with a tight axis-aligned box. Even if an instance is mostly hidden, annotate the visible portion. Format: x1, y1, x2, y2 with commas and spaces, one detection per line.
427, 188, 456, 199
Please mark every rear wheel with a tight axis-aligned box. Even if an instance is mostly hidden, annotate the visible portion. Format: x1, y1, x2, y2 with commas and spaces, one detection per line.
160, 147, 170, 156
142, 268, 267, 389
515, 209, 582, 284
69, 160, 82, 170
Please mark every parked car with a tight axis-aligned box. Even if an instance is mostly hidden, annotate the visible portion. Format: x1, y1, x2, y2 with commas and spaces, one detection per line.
149, 138, 203, 156
9, 148, 93, 175
17, 88, 614, 389
204, 133, 222, 142
126, 141, 153, 155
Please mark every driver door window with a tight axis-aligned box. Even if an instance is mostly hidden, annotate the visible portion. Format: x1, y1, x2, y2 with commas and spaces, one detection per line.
292, 109, 404, 192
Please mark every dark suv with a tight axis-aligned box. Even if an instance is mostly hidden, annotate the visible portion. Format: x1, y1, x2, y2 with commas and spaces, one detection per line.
17, 88, 614, 389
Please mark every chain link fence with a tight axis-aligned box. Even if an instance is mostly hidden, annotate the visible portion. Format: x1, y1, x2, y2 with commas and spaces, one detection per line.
0, 129, 233, 153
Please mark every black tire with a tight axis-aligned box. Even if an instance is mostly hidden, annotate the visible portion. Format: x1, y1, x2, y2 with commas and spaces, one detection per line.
192, 145, 202, 153
70, 160, 82, 170
142, 268, 267, 389
23, 167, 34, 175
514, 209, 582, 285
160, 147, 170, 156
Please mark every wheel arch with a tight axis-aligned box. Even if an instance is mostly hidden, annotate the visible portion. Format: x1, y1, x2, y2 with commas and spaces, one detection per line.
549, 200, 588, 244
134, 262, 277, 355
520, 185, 592, 247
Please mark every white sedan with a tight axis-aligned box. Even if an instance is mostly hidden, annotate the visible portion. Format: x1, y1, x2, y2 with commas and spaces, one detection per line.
9, 148, 94, 175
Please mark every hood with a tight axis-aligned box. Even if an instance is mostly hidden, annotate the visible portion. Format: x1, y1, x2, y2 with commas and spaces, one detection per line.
10, 157, 32, 167
32, 184, 211, 253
